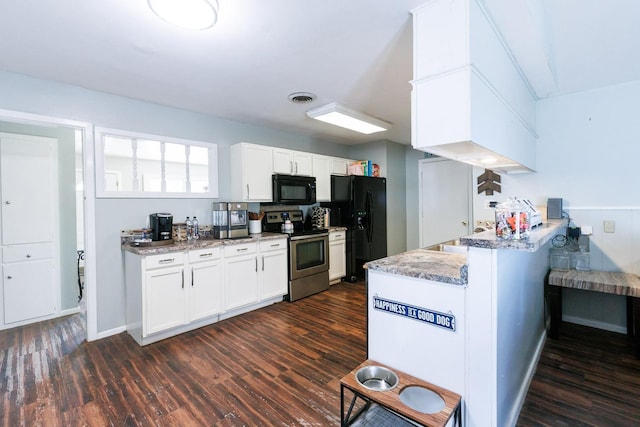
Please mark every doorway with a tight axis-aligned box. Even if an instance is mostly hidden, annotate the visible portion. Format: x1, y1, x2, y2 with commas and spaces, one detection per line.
419, 158, 472, 247
0, 108, 96, 341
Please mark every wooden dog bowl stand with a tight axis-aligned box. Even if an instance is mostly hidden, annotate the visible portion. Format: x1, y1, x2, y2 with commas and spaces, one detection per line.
340, 359, 461, 427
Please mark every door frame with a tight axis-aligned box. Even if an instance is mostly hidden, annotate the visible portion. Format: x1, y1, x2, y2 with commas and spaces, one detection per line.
418, 157, 473, 248
0, 108, 97, 341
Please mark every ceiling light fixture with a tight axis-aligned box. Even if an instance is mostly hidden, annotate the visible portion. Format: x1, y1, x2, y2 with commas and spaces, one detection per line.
148, 0, 219, 30
306, 102, 391, 135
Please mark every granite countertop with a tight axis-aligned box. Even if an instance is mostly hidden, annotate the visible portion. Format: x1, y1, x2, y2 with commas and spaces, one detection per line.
123, 232, 287, 255
459, 219, 567, 252
365, 249, 468, 286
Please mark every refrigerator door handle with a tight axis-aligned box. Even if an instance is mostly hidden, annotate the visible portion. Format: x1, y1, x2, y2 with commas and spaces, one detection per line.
366, 190, 374, 243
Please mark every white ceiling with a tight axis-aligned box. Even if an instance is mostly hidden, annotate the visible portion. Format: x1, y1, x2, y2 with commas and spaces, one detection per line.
1, 1, 638, 146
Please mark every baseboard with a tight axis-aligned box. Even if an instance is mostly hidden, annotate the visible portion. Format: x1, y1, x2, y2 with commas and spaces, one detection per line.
562, 315, 627, 334
505, 330, 546, 427
95, 325, 127, 340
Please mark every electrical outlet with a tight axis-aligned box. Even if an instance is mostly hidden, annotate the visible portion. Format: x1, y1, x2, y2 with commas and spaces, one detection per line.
603, 220, 615, 233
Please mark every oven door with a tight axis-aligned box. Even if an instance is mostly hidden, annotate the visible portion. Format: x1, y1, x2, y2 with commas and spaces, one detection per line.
273, 174, 316, 205
289, 234, 329, 280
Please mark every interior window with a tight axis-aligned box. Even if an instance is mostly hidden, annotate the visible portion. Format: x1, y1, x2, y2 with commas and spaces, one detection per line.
95, 127, 218, 198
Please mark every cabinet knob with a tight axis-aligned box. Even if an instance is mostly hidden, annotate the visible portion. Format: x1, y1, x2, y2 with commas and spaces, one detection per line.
6, 276, 12, 279
462, 221, 468, 226
4, 200, 10, 205
26, 254, 31, 258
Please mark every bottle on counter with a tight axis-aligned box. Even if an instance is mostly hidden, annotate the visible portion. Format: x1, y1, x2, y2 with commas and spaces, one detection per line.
193, 216, 199, 239
186, 216, 193, 240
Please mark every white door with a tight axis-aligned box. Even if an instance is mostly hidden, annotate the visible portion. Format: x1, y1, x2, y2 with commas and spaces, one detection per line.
0, 134, 56, 245
224, 254, 259, 310
190, 260, 223, 321
419, 158, 471, 248
312, 155, 331, 202
260, 250, 288, 299
145, 266, 187, 335
244, 145, 273, 200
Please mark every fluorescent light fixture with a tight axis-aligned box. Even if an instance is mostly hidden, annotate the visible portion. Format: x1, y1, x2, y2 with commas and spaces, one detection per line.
306, 102, 391, 135
148, 0, 219, 30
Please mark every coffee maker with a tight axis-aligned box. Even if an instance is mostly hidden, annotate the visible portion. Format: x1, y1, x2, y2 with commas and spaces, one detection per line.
149, 213, 173, 241
212, 202, 249, 239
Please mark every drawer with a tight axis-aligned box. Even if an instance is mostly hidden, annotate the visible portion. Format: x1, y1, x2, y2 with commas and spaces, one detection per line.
189, 247, 221, 262
2, 243, 53, 263
259, 239, 287, 252
224, 242, 257, 257
145, 252, 184, 269
329, 231, 346, 242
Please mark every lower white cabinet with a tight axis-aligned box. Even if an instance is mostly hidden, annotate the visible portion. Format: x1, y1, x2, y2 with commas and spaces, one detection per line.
259, 239, 288, 299
223, 243, 259, 311
329, 230, 346, 284
125, 238, 288, 345
145, 263, 186, 336
3, 258, 56, 324
188, 248, 223, 322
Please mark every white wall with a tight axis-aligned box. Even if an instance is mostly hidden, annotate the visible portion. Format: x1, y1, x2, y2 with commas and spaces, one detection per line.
472, 79, 640, 332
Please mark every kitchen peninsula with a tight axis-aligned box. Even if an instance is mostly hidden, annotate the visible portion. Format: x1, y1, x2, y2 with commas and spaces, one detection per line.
365, 219, 566, 427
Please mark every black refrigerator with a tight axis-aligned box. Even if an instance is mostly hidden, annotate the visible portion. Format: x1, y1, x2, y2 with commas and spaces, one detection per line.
330, 175, 387, 282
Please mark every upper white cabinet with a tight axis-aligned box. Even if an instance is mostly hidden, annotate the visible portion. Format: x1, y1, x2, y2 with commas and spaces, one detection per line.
312, 155, 332, 202
273, 148, 313, 176
230, 143, 274, 202
331, 158, 351, 176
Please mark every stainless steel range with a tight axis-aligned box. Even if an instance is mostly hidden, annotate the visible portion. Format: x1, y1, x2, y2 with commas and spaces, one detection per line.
262, 210, 329, 301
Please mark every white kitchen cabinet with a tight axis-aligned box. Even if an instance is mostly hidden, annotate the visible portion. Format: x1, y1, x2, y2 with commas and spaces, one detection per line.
312, 155, 332, 202
144, 253, 187, 336
230, 142, 273, 202
223, 242, 259, 311
331, 158, 351, 176
188, 248, 223, 322
259, 239, 288, 299
3, 258, 55, 324
1, 133, 59, 328
273, 148, 313, 176
329, 230, 346, 284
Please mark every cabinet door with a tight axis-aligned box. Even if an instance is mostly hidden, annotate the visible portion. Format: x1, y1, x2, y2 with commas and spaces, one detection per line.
224, 254, 259, 311
312, 155, 331, 202
260, 250, 288, 299
244, 144, 273, 200
293, 152, 313, 176
3, 259, 55, 324
273, 148, 294, 174
1, 134, 56, 245
190, 260, 223, 321
331, 158, 351, 175
329, 240, 346, 282
145, 266, 186, 335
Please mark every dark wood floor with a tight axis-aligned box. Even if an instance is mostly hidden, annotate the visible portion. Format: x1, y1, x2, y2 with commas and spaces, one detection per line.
2, 281, 640, 426
517, 322, 640, 427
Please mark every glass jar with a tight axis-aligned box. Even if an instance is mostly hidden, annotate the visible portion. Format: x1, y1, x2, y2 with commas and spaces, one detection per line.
495, 197, 531, 240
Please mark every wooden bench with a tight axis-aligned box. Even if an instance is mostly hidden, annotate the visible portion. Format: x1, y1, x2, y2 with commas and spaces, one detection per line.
546, 269, 640, 359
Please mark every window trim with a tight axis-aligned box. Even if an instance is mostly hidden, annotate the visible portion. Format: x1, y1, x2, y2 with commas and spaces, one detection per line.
95, 127, 218, 199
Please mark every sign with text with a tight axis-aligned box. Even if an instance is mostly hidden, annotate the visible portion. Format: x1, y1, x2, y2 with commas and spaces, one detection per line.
372, 295, 456, 332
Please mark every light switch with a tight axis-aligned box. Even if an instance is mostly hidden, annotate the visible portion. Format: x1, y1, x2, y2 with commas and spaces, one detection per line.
603, 220, 615, 233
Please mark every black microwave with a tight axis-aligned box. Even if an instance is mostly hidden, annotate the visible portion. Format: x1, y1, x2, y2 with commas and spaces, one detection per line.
272, 174, 316, 205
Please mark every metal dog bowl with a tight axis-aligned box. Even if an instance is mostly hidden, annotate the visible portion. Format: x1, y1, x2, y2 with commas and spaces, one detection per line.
399, 386, 445, 414
355, 366, 399, 391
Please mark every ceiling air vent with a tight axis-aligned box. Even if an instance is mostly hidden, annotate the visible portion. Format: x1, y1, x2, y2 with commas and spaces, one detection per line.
288, 92, 316, 104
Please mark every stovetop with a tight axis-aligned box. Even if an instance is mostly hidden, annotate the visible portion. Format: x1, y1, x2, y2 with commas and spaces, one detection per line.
262, 209, 328, 237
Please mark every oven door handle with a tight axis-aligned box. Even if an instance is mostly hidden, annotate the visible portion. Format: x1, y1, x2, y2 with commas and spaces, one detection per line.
289, 233, 329, 241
